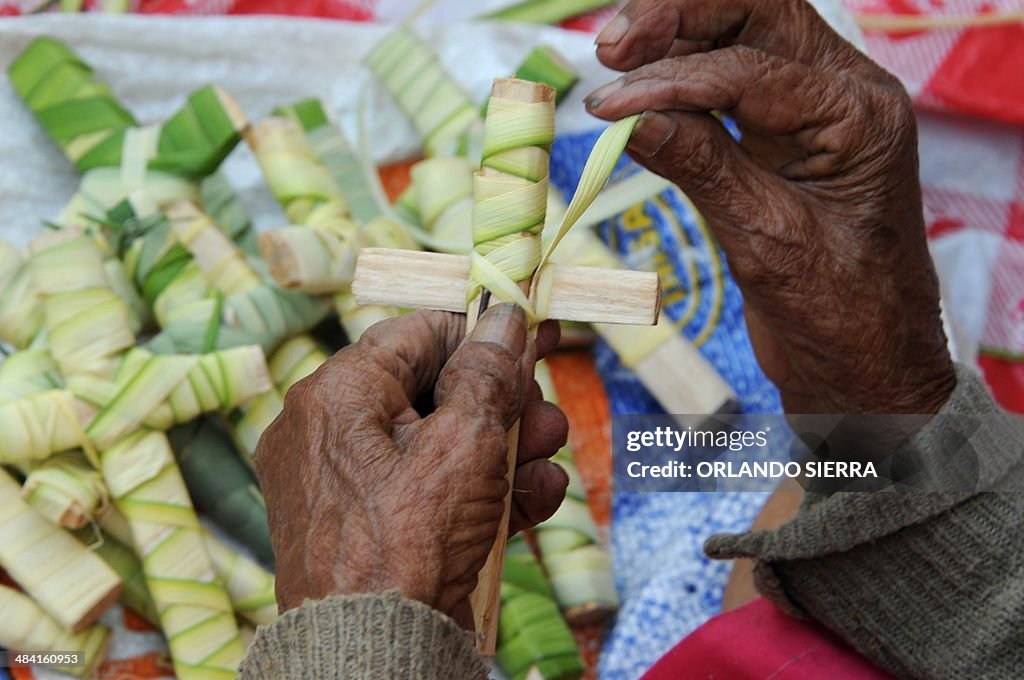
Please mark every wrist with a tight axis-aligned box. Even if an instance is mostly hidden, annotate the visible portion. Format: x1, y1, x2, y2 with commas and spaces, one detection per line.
779, 355, 956, 416
359, 547, 445, 613
901, 359, 957, 415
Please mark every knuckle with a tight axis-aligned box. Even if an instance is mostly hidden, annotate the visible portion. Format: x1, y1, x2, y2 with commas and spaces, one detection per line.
356, 315, 399, 345
440, 344, 521, 419
252, 431, 275, 478
273, 349, 371, 432
681, 128, 732, 195
476, 419, 509, 451
358, 309, 442, 346
836, 83, 917, 182
686, 152, 721, 194
282, 370, 315, 410
283, 363, 341, 418
727, 43, 766, 66
872, 61, 911, 95
626, 53, 686, 83
454, 340, 519, 378
885, 88, 917, 143
729, 220, 812, 291
724, 44, 775, 81
314, 346, 381, 398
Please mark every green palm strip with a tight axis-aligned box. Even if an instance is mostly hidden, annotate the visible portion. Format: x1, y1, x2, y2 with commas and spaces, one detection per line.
467, 84, 555, 319
9, 38, 244, 178
485, 0, 618, 24
248, 115, 399, 342
533, 360, 619, 617
497, 535, 584, 680
365, 26, 481, 158
27, 233, 246, 678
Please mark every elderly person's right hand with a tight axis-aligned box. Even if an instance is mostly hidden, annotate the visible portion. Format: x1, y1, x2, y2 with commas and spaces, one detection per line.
255, 306, 569, 627
585, 0, 956, 415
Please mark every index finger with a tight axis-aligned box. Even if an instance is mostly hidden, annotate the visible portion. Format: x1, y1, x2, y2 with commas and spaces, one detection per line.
357, 310, 467, 399
596, 0, 864, 74
303, 310, 466, 426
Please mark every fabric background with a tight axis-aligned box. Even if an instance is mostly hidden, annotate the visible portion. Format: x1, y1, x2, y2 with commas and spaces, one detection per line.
0, 1, 1020, 677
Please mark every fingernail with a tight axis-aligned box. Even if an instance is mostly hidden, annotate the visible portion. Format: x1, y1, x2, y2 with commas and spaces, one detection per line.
470, 303, 527, 355
595, 14, 629, 45
584, 78, 624, 109
628, 111, 678, 157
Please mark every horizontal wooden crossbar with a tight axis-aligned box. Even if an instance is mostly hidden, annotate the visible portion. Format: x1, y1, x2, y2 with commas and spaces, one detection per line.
352, 248, 661, 326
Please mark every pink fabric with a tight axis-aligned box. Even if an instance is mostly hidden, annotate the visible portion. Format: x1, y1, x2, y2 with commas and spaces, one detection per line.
136, 0, 374, 18
641, 597, 895, 680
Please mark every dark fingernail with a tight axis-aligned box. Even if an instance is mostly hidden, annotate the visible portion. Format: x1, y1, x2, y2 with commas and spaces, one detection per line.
595, 14, 629, 45
628, 111, 678, 157
470, 303, 527, 355
584, 78, 624, 109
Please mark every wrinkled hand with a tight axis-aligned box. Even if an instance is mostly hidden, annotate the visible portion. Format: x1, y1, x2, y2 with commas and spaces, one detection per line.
587, 0, 955, 414
255, 305, 569, 625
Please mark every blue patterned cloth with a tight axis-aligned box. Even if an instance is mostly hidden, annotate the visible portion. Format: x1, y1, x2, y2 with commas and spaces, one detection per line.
550, 130, 782, 679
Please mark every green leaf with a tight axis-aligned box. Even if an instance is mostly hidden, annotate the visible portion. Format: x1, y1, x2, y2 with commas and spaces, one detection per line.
486, 0, 616, 24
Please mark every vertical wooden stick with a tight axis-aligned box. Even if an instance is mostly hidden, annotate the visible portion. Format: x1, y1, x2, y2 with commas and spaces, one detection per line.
467, 78, 555, 655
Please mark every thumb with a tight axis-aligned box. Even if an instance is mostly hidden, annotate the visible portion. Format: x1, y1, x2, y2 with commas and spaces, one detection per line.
434, 303, 532, 430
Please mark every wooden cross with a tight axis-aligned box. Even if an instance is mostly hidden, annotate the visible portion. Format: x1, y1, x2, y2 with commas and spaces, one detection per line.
352, 77, 662, 657
352, 248, 660, 651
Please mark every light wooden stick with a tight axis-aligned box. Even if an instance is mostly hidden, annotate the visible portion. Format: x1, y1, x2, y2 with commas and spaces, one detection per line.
466, 297, 522, 656
354, 190, 731, 423
855, 10, 1024, 32
467, 78, 555, 655
353, 248, 660, 326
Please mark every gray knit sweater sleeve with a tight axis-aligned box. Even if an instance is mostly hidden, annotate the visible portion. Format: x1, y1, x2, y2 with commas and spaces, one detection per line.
705, 365, 1024, 679
239, 590, 488, 679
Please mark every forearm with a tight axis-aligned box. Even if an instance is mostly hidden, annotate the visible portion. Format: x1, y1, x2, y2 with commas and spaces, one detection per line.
706, 365, 1024, 678
240, 591, 487, 679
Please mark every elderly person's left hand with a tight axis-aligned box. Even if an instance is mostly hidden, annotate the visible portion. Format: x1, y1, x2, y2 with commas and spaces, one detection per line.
254, 305, 568, 628
585, 0, 955, 416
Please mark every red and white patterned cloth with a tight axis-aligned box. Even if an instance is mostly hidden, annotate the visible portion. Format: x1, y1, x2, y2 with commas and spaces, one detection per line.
846, 0, 1024, 410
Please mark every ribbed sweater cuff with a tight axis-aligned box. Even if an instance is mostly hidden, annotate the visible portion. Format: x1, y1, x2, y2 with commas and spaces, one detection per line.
705, 364, 1022, 563
703, 364, 1024, 677
240, 591, 488, 679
